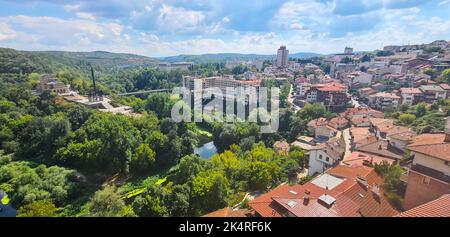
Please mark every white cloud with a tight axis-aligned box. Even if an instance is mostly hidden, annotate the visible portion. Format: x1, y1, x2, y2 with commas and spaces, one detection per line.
139, 32, 159, 42
75, 12, 96, 21
0, 22, 17, 41
156, 4, 205, 33
438, 0, 450, 6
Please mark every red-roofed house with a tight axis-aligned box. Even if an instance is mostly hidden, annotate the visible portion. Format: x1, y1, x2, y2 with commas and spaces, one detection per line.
368, 92, 401, 110
403, 131, 450, 210
249, 165, 399, 217
400, 88, 424, 105
305, 83, 350, 111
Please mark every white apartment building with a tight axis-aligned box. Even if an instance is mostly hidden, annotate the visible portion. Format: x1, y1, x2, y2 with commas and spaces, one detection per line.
277, 46, 289, 68
368, 92, 401, 110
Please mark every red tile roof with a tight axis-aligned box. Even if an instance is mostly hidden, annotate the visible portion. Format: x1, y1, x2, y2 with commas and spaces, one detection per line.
249, 165, 399, 217
407, 133, 450, 162
400, 88, 423, 94
356, 140, 404, 160
408, 143, 450, 162
396, 194, 450, 217
408, 133, 448, 147
342, 152, 396, 167
202, 208, 254, 217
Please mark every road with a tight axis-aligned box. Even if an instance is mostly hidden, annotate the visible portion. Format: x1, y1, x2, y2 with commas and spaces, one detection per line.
350, 95, 361, 108
288, 84, 301, 112
342, 128, 352, 160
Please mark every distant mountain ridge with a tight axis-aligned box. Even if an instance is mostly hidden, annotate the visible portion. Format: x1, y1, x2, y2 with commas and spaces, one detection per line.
0, 47, 161, 75
161, 52, 321, 63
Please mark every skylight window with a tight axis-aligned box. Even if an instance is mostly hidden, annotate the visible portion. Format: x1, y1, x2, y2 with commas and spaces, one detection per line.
287, 200, 298, 208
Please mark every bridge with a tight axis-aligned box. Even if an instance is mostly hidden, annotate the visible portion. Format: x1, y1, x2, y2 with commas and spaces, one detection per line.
117, 89, 170, 96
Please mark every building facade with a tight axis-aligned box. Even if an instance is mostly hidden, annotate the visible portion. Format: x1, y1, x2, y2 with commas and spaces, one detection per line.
277, 46, 289, 68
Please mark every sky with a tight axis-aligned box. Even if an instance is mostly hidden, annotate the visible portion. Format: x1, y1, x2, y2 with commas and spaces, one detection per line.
0, 0, 450, 57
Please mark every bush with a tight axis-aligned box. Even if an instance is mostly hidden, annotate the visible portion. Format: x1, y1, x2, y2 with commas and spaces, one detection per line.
385, 192, 403, 211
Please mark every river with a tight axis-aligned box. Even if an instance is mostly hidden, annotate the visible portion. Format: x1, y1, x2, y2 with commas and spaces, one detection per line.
0, 190, 17, 217
194, 141, 218, 159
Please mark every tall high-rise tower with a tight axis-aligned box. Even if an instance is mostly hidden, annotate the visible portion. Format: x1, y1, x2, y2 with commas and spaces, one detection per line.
276, 46, 289, 68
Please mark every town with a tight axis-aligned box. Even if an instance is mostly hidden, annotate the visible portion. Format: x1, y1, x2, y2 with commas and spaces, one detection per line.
2, 40, 449, 218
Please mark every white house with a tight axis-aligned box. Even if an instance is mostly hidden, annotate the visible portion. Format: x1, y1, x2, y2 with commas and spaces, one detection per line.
308, 137, 345, 176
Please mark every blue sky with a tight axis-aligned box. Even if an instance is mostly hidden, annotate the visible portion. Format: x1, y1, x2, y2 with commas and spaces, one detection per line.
0, 0, 449, 57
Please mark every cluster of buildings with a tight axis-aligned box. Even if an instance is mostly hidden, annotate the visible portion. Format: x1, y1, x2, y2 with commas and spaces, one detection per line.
204, 106, 450, 217
35, 74, 140, 117
157, 62, 193, 71
324, 40, 450, 111
182, 75, 262, 92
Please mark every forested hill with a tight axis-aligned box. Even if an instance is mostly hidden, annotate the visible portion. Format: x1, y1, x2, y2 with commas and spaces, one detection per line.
0, 48, 160, 74
161, 52, 321, 64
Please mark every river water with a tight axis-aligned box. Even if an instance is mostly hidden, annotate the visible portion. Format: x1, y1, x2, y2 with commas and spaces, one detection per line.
0, 190, 17, 217
194, 142, 218, 159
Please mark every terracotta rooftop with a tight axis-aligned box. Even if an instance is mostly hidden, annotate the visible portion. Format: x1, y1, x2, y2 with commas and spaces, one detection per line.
249, 165, 399, 217
408, 143, 450, 162
408, 133, 449, 147
400, 88, 423, 94
356, 140, 404, 160
370, 118, 395, 128
202, 208, 254, 217
370, 92, 401, 99
439, 83, 450, 90
341, 107, 384, 120
342, 151, 396, 167
388, 131, 417, 141
329, 117, 349, 127
396, 194, 450, 217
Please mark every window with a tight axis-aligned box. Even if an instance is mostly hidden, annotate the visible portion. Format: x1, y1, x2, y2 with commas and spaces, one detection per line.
326, 157, 330, 162
319, 155, 323, 160
421, 176, 431, 185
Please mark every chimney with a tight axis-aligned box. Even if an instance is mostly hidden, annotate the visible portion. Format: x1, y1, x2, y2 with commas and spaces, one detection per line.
303, 190, 311, 205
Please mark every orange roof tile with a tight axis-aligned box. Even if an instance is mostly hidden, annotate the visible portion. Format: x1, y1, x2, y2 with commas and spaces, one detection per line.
408, 133, 448, 147
249, 165, 399, 217
342, 152, 396, 167
408, 143, 450, 162
203, 208, 254, 217
396, 194, 450, 217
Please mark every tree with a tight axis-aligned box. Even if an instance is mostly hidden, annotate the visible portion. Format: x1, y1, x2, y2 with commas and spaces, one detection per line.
442, 69, 450, 84
67, 113, 141, 173
167, 184, 190, 217
376, 50, 394, 57
298, 103, 327, 121
423, 68, 437, 78
18, 200, 57, 217
211, 150, 240, 177
414, 103, 428, 117
398, 113, 416, 125
86, 186, 133, 217
0, 161, 79, 207
132, 185, 168, 217
340, 57, 353, 64
423, 46, 443, 54
173, 155, 203, 184
17, 115, 71, 160
245, 161, 276, 191
360, 54, 371, 62
191, 170, 229, 214
374, 161, 405, 194
144, 93, 175, 118
131, 144, 156, 173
